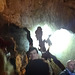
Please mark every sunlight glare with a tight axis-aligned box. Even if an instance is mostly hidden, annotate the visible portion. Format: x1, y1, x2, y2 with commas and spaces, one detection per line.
42, 24, 53, 40
50, 28, 73, 57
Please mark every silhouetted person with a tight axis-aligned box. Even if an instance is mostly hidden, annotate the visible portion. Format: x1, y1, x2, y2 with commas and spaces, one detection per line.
46, 35, 52, 46
35, 26, 65, 71
35, 27, 46, 52
25, 59, 50, 75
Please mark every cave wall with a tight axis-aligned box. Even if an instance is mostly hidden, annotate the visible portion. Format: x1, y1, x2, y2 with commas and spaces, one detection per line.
0, 0, 75, 30
0, 23, 30, 53
0, 0, 75, 67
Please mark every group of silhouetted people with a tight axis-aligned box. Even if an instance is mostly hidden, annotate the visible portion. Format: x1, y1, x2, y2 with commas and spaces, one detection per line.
0, 46, 75, 75
0, 47, 51, 75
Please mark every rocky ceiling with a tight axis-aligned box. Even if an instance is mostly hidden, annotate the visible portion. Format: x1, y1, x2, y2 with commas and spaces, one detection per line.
0, 0, 75, 31
0, 0, 75, 66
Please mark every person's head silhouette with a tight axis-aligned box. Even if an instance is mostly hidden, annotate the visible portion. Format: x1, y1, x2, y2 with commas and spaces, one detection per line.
35, 27, 43, 40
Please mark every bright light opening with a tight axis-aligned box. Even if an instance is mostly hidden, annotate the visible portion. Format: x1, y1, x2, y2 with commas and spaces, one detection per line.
30, 24, 53, 49
50, 28, 73, 57
42, 24, 53, 40
30, 24, 73, 58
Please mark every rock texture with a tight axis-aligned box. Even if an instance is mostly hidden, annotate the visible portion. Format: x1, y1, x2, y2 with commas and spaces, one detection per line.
0, 0, 75, 30
0, 0, 75, 68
